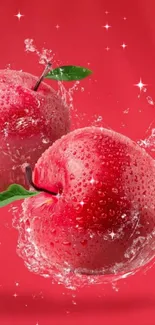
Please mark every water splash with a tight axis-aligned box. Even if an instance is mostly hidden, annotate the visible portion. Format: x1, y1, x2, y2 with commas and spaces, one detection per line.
57, 80, 80, 110
137, 128, 155, 152
123, 108, 130, 114
146, 96, 154, 106
24, 39, 80, 112
141, 87, 155, 106
24, 39, 54, 66
12, 200, 153, 289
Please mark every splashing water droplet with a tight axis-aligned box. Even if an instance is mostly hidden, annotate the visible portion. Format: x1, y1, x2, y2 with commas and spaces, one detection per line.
143, 87, 147, 93
123, 108, 130, 114
112, 282, 119, 292
72, 300, 77, 305
146, 96, 154, 106
24, 39, 81, 114
24, 39, 36, 52
137, 128, 155, 152
24, 39, 53, 66
39, 49, 54, 65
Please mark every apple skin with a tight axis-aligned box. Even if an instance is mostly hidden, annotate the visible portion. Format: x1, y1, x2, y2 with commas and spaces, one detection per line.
18, 126, 155, 277
0, 69, 70, 191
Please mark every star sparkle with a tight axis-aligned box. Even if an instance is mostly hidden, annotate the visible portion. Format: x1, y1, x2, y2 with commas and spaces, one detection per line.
13, 293, 18, 298
55, 24, 60, 29
109, 231, 115, 239
80, 201, 85, 206
90, 177, 95, 185
56, 192, 61, 199
105, 11, 109, 15
121, 43, 127, 49
134, 78, 147, 91
105, 46, 110, 51
103, 23, 111, 30
15, 11, 24, 20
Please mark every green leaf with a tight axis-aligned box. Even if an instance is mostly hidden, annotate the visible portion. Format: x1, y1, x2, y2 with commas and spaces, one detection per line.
0, 184, 40, 208
45, 65, 92, 81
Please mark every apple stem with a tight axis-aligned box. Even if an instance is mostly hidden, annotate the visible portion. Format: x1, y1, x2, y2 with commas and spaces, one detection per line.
33, 62, 52, 91
25, 165, 58, 196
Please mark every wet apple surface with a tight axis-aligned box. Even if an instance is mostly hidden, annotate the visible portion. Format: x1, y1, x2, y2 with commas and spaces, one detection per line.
0, 69, 70, 191
15, 126, 155, 284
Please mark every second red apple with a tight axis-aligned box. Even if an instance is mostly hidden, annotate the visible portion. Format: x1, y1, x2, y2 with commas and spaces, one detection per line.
16, 127, 155, 279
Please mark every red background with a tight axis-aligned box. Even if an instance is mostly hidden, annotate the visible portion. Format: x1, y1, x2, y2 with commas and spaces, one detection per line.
0, 0, 155, 324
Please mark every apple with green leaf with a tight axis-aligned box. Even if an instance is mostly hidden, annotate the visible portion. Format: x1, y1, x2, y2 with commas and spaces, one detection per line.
0, 64, 91, 191
1, 126, 155, 279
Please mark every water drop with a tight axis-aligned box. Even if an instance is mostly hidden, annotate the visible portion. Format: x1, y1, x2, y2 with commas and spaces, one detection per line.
42, 138, 50, 144
62, 242, 71, 246
121, 213, 127, 219
112, 187, 118, 194
80, 239, 88, 246
70, 174, 75, 180
146, 96, 154, 106
72, 300, 77, 305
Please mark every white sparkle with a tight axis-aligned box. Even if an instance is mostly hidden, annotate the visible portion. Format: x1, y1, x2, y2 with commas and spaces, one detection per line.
56, 192, 61, 199
134, 78, 147, 92
26, 227, 31, 233
15, 11, 24, 20
123, 17, 127, 20
121, 43, 127, 49
105, 11, 109, 14
80, 201, 85, 206
13, 293, 18, 298
109, 231, 115, 239
55, 24, 60, 29
121, 213, 127, 219
103, 24, 111, 30
105, 46, 110, 51
90, 177, 95, 185
15, 282, 19, 286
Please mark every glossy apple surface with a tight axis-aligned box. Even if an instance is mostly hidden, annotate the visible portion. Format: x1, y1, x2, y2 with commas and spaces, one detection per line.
16, 127, 155, 278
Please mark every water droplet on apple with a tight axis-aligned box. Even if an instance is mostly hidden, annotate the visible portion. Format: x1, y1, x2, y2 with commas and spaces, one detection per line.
109, 209, 115, 217
80, 239, 88, 246
112, 187, 118, 194
70, 174, 75, 180
42, 138, 50, 144
62, 241, 71, 246
51, 228, 56, 235
75, 205, 83, 213
121, 213, 127, 219
98, 190, 105, 197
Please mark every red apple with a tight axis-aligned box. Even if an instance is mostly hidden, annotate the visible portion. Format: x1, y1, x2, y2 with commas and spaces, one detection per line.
17, 126, 155, 279
0, 69, 70, 191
